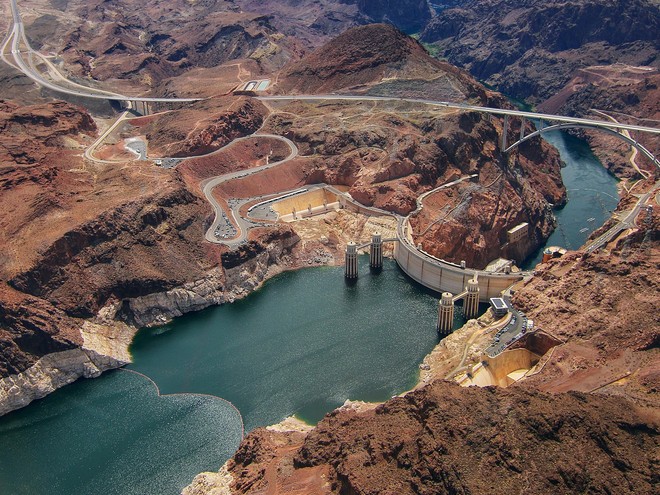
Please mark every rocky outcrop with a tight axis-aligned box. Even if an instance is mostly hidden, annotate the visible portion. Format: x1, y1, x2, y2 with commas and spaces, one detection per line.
0, 100, 96, 165
118, 227, 300, 328
277, 23, 493, 100
201, 380, 658, 495
407, 115, 564, 267
420, 0, 660, 103
0, 319, 135, 416
9, 186, 211, 318
510, 206, 659, 406
142, 97, 269, 158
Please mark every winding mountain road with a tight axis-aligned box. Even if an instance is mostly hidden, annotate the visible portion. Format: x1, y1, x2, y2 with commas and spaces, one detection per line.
201, 134, 298, 246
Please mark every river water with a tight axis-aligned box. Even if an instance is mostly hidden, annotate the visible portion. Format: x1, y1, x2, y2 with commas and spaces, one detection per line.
523, 130, 619, 268
0, 131, 619, 495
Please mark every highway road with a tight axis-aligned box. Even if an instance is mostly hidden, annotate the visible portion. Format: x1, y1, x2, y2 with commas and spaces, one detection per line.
259, 95, 660, 136
6, 0, 660, 142
592, 109, 651, 179
5, 0, 202, 103
586, 180, 659, 253
84, 111, 131, 163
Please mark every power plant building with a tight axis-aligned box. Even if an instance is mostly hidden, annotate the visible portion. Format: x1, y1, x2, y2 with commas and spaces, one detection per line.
507, 222, 529, 244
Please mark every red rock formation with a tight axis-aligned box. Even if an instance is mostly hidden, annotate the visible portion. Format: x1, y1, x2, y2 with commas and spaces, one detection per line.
222, 381, 658, 495
511, 209, 660, 406
142, 97, 268, 157
277, 23, 495, 102
0, 100, 96, 164
0, 285, 81, 376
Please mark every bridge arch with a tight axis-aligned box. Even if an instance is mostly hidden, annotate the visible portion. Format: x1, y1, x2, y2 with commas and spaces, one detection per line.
504, 123, 660, 170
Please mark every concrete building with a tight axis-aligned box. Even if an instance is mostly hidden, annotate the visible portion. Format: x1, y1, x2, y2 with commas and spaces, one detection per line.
370, 233, 383, 269
507, 222, 529, 244
345, 242, 358, 279
490, 297, 509, 317
437, 292, 455, 334
463, 278, 480, 319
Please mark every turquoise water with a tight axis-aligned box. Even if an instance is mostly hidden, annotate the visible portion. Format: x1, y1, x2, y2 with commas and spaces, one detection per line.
0, 258, 451, 494
524, 130, 619, 268
0, 370, 243, 495
127, 259, 446, 431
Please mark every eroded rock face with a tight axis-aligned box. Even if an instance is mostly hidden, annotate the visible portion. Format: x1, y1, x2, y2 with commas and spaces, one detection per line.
420, 0, 660, 103
216, 381, 658, 495
355, 0, 433, 33
0, 286, 81, 377
0, 100, 96, 164
9, 187, 209, 318
118, 227, 300, 328
142, 97, 269, 158
511, 210, 660, 406
0, 319, 135, 416
277, 23, 494, 100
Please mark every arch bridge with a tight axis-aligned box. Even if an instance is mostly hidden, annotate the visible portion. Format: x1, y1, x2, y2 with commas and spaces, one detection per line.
501, 116, 660, 170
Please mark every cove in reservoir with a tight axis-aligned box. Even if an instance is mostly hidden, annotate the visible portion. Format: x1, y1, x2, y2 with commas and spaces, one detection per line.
0, 258, 455, 495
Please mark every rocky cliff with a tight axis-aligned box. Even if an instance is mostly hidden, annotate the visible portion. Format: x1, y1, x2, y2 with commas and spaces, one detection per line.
0, 319, 135, 416
190, 381, 658, 495
511, 205, 659, 407
420, 0, 660, 104
142, 97, 268, 158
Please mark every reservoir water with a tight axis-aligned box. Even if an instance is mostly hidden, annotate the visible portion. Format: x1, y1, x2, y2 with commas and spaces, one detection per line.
0, 132, 619, 495
0, 258, 451, 495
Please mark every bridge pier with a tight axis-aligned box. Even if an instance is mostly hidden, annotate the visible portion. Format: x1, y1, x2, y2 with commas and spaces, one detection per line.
519, 117, 526, 140
369, 233, 383, 269
464, 278, 480, 319
124, 100, 150, 116
345, 242, 358, 279
437, 292, 455, 334
501, 115, 509, 151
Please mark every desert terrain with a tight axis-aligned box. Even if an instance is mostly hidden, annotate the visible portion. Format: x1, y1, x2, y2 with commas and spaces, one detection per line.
0, 1, 658, 494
